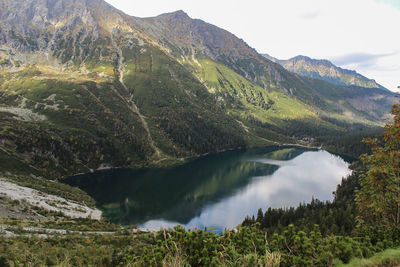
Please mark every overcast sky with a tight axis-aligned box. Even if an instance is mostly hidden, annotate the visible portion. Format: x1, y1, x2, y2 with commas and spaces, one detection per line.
105, 0, 400, 91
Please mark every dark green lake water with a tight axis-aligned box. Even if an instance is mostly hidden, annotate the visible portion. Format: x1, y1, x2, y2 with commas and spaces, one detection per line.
63, 146, 351, 231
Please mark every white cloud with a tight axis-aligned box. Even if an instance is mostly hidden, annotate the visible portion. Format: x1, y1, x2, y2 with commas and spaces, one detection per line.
105, 0, 400, 91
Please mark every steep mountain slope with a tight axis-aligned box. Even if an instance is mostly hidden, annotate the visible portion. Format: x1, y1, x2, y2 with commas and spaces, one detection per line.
139, 11, 297, 91
0, 0, 395, 178
137, 11, 394, 120
0, 0, 250, 177
263, 54, 384, 89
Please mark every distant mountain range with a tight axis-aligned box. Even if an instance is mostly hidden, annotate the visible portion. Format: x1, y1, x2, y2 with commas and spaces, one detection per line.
262, 54, 385, 89
0, 0, 395, 177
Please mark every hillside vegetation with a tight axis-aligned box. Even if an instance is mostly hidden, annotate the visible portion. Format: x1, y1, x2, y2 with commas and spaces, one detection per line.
0, 0, 395, 178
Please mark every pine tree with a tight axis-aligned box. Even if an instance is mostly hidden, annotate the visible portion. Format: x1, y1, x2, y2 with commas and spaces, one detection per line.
356, 103, 400, 227
256, 208, 264, 223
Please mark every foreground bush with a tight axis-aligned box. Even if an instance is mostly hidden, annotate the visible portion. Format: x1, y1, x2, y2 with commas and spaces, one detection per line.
1, 223, 399, 266
116, 224, 400, 266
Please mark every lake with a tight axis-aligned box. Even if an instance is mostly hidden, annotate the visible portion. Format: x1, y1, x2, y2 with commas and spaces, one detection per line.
63, 146, 352, 232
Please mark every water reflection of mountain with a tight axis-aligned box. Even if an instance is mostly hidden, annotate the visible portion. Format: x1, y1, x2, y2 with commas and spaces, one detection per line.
63, 146, 306, 225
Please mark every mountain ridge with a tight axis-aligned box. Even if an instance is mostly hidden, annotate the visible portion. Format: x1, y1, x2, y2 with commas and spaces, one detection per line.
0, 0, 396, 178
262, 53, 385, 90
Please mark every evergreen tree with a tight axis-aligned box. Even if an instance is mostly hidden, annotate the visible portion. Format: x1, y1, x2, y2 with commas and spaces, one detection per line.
256, 208, 264, 223
356, 103, 400, 227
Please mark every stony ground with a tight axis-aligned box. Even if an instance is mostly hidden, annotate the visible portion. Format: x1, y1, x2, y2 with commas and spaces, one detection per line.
0, 196, 44, 221
0, 178, 101, 220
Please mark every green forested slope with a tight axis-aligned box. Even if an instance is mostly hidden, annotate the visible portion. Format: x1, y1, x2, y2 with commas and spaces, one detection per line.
0, 0, 395, 178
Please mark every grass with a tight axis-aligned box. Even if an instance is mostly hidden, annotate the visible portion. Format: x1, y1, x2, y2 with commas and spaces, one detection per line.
0, 149, 39, 176
0, 230, 155, 266
185, 55, 319, 124
121, 43, 249, 157
0, 68, 155, 177
0, 217, 122, 232
335, 247, 400, 267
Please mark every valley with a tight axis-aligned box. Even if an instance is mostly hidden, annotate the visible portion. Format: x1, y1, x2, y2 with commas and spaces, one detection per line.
0, 0, 399, 266
0, 0, 395, 179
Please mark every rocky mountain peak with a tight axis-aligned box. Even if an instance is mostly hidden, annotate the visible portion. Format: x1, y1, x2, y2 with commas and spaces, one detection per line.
160, 10, 190, 19
0, 0, 141, 54
292, 55, 310, 61
141, 11, 247, 58
290, 55, 333, 68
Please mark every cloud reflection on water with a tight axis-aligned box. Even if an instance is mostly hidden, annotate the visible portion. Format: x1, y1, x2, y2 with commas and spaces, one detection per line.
141, 150, 351, 231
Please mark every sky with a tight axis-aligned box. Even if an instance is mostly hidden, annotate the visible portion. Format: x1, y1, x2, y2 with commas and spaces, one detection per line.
104, 0, 400, 91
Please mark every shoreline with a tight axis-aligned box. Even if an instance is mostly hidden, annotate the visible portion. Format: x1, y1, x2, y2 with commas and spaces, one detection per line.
62, 142, 319, 179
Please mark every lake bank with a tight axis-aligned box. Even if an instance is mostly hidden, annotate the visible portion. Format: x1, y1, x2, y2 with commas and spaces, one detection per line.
63, 146, 351, 231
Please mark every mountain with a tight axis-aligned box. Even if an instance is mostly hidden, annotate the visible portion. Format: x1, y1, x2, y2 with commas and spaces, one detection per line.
0, 0, 396, 178
262, 54, 384, 89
